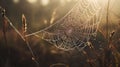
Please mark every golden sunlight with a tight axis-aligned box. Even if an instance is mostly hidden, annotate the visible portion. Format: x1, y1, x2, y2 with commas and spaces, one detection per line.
27, 0, 37, 4
41, 0, 49, 6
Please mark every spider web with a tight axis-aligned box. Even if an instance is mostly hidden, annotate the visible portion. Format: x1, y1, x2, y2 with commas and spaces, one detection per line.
26, 0, 103, 51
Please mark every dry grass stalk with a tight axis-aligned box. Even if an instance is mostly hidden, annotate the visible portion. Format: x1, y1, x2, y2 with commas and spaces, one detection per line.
50, 8, 57, 24
22, 14, 27, 38
21, 14, 39, 67
2, 9, 8, 45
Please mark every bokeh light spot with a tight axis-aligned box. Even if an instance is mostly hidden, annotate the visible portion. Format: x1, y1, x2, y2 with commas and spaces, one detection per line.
41, 0, 49, 6
13, 0, 19, 4
27, 0, 37, 4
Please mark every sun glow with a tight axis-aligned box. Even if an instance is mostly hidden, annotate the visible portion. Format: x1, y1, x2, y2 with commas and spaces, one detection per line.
27, 0, 37, 4
41, 0, 49, 6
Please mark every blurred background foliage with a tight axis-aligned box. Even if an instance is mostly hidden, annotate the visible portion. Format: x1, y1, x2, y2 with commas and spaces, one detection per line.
0, 0, 120, 67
